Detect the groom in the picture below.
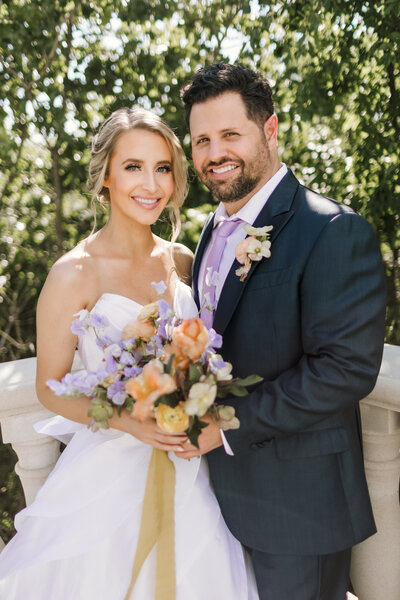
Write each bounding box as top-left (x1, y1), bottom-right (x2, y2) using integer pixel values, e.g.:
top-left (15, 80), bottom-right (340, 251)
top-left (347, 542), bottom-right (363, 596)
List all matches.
top-left (177, 63), bottom-right (387, 599)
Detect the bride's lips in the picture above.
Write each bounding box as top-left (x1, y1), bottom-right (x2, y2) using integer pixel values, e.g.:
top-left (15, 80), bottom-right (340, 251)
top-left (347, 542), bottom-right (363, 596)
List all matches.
top-left (207, 163), bottom-right (239, 180)
top-left (131, 196), bottom-right (162, 210)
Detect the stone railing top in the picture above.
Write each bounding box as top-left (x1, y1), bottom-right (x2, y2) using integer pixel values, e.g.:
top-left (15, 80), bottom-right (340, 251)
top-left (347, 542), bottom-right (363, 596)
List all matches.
top-left (0, 344), bottom-right (399, 415)
top-left (362, 344), bottom-right (400, 413)
top-left (0, 353), bottom-right (82, 416)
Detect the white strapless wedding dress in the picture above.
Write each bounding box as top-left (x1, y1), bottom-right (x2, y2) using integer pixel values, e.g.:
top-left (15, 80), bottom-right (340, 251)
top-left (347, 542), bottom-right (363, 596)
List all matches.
top-left (0, 281), bottom-right (258, 600)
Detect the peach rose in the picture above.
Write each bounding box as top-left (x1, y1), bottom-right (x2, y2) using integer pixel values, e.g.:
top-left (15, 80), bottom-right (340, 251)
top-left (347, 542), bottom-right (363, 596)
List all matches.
top-left (126, 360), bottom-right (177, 421)
top-left (171, 318), bottom-right (209, 362)
top-left (163, 342), bottom-right (190, 371)
top-left (155, 402), bottom-right (189, 434)
top-left (122, 319), bottom-right (156, 341)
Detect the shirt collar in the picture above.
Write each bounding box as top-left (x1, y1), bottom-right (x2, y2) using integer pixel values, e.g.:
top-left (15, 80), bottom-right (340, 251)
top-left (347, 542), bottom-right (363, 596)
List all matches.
top-left (214, 163), bottom-right (288, 226)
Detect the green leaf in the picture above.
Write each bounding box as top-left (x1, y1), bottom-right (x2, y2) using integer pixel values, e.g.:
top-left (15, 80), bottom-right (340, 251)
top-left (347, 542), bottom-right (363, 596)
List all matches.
top-left (186, 416), bottom-right (208, 449)
top-left (235, 374), bottom-right (264, 387)
top-left (226, 384), bottom-right (249, 397)
top-left (154, 393), bottom-right (178, 408)
top-left (189, 363), bottom-right (202, 383)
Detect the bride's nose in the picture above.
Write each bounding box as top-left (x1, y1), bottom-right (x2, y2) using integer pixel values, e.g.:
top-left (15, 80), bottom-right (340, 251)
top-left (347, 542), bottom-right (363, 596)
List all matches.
top-left (141, 169), bottom-right (158, 193)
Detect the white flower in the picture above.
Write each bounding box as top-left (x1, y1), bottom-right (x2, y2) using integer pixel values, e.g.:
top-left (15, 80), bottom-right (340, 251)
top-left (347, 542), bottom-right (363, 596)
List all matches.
top-left (205, 267), bottom-right (219, 288)
top-left (235, 224), bottom-right (273, 282)
top-left (209, 354), bottom-right (233, 381)
top-left (244, 224), bottom-right (273, 237)
top-left (73, 309), bottom-right (89, 321)
top-left (246, 238), bottom-right (271, 261)
top-left (217, 405), bottom-right (240, 431)
top-left (185, 377), bottom-right (217, 417)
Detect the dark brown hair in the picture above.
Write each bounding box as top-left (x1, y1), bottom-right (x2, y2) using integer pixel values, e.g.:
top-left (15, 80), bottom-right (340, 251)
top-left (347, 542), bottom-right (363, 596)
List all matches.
top-left (181, 63), bottom-right (274, 129)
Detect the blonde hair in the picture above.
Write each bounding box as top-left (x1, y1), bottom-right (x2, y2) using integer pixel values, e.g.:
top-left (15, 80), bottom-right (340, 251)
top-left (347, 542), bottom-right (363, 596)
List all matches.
top-left (88, 107), bottom-right (188, 244)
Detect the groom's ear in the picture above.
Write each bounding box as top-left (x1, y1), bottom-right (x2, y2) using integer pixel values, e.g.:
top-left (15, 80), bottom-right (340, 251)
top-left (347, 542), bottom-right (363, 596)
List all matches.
top-left (263, 114), bottom-right (278, 150)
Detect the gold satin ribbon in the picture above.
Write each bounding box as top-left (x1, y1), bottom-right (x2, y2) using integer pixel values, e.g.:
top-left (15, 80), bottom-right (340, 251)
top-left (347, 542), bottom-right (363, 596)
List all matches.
top-left (124, 448), bottom-right (176, 600)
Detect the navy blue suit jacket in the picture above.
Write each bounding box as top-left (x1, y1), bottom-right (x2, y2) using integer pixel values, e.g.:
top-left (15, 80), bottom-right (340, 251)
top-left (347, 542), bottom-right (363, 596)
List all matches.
top-left (192, 170), bottom-right (386, 555)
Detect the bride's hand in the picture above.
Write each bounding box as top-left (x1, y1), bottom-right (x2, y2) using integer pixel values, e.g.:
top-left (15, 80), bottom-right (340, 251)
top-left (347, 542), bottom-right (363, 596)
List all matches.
top-left (122, 413), bottom-right (187, 452)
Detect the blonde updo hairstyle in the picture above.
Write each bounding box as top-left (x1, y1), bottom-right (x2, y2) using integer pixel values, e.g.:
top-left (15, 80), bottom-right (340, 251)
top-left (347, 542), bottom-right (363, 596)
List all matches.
top-left (88, 107), bottom-right (188, 244)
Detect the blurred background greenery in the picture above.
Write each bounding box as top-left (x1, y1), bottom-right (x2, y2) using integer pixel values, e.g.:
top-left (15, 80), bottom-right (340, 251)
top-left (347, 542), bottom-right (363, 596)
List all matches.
top-left (0, 0), bottom-right (399, 542)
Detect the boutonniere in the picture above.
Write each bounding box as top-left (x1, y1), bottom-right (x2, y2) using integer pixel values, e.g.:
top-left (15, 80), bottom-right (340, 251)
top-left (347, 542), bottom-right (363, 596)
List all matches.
top-left (235, 225), bottom-right (273, 282)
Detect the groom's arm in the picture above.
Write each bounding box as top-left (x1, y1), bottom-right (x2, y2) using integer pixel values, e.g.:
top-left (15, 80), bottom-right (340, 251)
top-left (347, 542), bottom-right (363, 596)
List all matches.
top-left (220, 211), bottom-right (386, 454)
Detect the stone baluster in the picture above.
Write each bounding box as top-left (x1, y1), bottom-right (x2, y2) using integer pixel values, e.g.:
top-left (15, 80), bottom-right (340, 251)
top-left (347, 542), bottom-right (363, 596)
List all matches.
top-left (351, 345), bottom-right (400, 600)
top-left (0, 357), bottom-right (61, 508)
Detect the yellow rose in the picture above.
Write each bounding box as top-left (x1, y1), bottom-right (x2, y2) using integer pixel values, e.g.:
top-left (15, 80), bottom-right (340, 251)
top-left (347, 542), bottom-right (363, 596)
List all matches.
top-left (137, 301), bottom-right (159, 323)
top-left (155, 402), bottom-right (189, 434)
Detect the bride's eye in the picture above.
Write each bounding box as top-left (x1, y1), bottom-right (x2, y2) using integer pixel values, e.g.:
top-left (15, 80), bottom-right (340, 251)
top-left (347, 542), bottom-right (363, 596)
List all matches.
top-left (126, 164), bottom-right (141, 171)
top-left (157, 165), bottom-right (172, 173)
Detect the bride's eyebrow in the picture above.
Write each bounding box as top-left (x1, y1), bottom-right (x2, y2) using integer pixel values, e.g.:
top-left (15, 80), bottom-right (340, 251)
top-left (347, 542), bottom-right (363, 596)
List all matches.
top-left (121, 158), bottom-right (172, 165)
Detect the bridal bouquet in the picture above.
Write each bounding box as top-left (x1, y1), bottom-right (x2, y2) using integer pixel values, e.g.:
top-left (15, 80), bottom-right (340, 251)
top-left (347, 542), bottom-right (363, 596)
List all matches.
top-left (47, 282), bottom-right (262, 447)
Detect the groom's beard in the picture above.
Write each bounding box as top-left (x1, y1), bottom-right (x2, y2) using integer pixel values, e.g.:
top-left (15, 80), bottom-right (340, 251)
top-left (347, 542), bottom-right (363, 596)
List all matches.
top-left (197, 140), bottom-right (271, 204)
top-left (199, 159), bottom-right (261, 203)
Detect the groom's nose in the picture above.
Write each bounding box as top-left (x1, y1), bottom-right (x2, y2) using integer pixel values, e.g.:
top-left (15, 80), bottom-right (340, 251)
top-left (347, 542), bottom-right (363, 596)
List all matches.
top-left (207, 139), bottom-right (227, 163)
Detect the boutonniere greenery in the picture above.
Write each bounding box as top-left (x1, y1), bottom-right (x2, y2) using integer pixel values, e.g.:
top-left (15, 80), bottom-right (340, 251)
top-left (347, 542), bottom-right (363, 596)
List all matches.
top-left (235, 225), bottom-right (273, 282)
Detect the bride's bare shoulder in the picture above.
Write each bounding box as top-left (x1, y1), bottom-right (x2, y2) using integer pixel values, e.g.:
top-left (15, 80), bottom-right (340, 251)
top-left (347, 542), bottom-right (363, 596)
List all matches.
top-left (40, 237), bottom-right (97, 306)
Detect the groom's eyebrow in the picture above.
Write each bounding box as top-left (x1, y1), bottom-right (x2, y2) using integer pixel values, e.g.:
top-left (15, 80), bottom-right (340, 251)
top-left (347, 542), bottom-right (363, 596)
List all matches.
top-left (192, 127), bottom-right (239, 139)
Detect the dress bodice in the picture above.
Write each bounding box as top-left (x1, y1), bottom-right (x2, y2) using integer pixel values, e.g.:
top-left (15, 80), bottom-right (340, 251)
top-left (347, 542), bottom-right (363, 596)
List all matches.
top-left (78, 280), bottom-right (198, 372)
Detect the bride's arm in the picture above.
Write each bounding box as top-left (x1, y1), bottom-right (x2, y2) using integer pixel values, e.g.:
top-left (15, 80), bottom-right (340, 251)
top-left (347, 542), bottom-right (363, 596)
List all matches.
top-left (36, 258), bottom-right (186, 452)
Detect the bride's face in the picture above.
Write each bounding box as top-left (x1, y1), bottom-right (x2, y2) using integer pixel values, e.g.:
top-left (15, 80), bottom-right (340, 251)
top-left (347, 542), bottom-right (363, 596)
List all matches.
top-left (104, 128), bottom-right (174, 226)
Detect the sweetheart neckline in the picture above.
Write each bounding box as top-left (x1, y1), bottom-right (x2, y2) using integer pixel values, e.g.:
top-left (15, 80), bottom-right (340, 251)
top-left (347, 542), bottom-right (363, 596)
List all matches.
top-left (90, 280), bottom-right (188, 313)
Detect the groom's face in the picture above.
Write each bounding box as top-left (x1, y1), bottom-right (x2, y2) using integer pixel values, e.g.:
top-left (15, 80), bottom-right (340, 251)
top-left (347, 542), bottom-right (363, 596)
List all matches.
top-left (189, 91), bottom-right (279, 213)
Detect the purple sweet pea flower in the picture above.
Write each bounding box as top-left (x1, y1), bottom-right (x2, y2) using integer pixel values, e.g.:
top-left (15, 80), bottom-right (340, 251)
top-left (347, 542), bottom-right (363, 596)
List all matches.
top-left (120, 350), bottom-right (135, 366)
top-left (105, 354), bottom-right (119, 375)
top-left (89, 313), bottom-right (110, 329)
top-left (157, 299), bottom-right (172, 319)
top-left (47, 379), bottom-right (68, 396)
top-left (151, 280), bottom-right (167, 296)
top-left (71, 320), bottom-right (87, 336)
top-left (208, 328), bottom-right (223, 349)
top-left (107, 379), bottom-right (126, 405)
top-left (123, 366), bottom-right (142, 378)
top-left (104, 343), bottom-right (122, 359)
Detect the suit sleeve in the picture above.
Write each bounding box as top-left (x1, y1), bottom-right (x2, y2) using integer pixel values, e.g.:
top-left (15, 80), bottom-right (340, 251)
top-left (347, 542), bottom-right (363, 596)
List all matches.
top-left (224, 212), bottom-right (387, 453)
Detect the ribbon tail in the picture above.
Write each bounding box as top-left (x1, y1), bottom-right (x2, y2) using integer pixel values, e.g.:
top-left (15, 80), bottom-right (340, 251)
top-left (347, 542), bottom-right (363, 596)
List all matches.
top-left (124, 448), bottom-right (176, 600)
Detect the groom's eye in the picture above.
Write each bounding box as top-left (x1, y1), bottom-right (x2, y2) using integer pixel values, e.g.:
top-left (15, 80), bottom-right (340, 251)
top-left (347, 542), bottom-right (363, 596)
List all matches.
top-left (196, 137), bottom-right (209, 145)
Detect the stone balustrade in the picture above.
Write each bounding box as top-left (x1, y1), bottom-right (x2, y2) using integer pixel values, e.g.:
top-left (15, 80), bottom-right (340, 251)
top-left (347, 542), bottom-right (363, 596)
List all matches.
top-left (0, 346), bottom-right (399, 598)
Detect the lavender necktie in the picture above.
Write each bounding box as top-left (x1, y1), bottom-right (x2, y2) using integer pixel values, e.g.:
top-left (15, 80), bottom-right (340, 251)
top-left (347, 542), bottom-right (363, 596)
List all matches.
top-left (200, 218), bottom-right (242, 329)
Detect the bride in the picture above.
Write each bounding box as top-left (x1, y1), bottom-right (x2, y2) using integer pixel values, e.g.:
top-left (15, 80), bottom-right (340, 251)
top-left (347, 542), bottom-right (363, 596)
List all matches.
top-left (0, 107), bottom-right (258, 599)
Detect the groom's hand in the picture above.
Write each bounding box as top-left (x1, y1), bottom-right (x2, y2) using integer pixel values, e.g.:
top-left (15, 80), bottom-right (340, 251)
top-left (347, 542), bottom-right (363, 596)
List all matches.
top-left (174, 414), bottom-right (223, 459)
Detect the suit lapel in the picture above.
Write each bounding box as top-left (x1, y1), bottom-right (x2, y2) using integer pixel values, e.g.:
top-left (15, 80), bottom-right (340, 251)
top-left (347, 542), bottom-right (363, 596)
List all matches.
top-left (213, 170), bottom-right (299, 335)
top-left (191, 212), bottom-right (215, 308)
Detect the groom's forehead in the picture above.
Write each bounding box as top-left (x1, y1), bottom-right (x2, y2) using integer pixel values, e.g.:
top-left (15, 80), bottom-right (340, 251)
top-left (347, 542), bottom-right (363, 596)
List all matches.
top-left (189, 94), bottom-right (249, 137)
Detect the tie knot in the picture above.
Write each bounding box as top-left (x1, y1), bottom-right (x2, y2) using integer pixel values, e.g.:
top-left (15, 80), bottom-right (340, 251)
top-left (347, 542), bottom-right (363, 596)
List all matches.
top-left (215, 218), bottom-right (242, 239)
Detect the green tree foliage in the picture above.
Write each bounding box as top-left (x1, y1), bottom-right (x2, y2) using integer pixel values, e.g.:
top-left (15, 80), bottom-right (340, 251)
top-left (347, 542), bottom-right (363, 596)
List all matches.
top-left (0, 0), bottom-right (398, 358)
